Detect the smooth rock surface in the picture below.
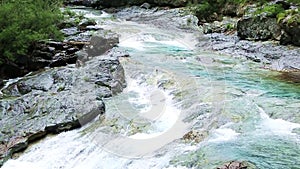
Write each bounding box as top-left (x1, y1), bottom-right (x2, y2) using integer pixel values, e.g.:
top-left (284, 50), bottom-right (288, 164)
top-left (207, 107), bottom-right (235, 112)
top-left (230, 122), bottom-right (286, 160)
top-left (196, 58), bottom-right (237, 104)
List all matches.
top-left (0, 48), bottom-right (127, 166)
top-left (197, 33), bottom-right (300, 71)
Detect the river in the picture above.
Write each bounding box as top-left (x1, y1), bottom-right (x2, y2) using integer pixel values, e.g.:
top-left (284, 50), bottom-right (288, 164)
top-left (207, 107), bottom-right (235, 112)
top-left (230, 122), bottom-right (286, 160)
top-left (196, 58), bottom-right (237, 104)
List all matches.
top-left (2, 7), bottom-right (300, 169)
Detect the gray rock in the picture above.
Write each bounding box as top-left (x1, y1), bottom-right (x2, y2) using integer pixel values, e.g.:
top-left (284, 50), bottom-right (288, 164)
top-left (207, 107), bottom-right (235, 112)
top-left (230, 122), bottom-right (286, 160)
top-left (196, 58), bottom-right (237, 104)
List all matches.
top-left (61, 27), bottom-right (80, 36)
top-left (86, 30), bottom-right (119, 57)
top-left (197, 33), bottom-right (300, 71)
top-left (280, 17), bottom-right (300, 46)
top-left (0, 49), bottom-right (127, 166)
top-left (217, 161), bottom-right (257, 169)
top-left (237, 16), bottom-right (281, 41)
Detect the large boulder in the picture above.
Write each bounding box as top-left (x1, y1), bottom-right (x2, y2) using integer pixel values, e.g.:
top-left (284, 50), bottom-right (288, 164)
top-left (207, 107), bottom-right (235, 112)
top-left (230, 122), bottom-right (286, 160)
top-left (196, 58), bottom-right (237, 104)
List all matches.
top-left (86, 30), bottom-right (119, 57)
top-left (237, 16), bottom-right (281, 41)
top-left (279, 15), bottom-right (300, 46)
top-left (0, 49), bottom-right (128, 167)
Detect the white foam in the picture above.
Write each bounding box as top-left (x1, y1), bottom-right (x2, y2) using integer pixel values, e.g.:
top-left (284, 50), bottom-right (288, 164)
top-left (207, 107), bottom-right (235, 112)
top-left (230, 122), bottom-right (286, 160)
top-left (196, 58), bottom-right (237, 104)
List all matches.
top-left (1, 160), bottom-right (41, 169)
top-left (119, 37), bottom-right (146, 51)
top-left (257, 106), bottom-right (300, 135)
top-left (125, 78), bottom-right (181, 138)
top-left (119, 33), bottom-right (189, 51)
top-left (208, 128), bottom-right (240, 143)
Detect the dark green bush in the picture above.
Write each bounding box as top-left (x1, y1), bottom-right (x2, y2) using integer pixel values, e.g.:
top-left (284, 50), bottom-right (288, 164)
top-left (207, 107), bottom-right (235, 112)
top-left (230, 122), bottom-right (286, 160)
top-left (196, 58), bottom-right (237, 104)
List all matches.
top-left (0, 0), bottom-right (63, 65)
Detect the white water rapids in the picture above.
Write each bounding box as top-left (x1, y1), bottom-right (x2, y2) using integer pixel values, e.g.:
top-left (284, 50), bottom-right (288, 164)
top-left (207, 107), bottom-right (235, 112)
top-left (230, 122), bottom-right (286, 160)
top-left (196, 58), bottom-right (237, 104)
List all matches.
top-left (2, 7), bottom-right (300, 169)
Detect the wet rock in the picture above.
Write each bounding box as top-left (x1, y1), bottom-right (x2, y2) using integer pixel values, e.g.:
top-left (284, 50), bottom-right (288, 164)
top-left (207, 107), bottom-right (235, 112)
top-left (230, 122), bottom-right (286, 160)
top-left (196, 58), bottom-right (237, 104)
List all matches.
top-left (116, 7), bottom-right (199, 32)
top-left (197, 33), bottom-right (300, 71)
top-left (0, 49), bottom-right (127, 166)
top-left (217, 161), bottom-right (257, 169)
top-left (61, 27), bottom-right (80, 36)
top-left (47, 41), bottom-right (65, 50)
top-left (237, 16), bottom-right (281, 41)
top-left (65, 31), bottom-right (92, 42)
top-left (49, 53), bottom-right (78, 67)
top-left (85, 25), bottom-right (103, 31)
top-left (86, 30), bottom-right (119, 57)
top-left (182, 130), bottom-right (207, 143)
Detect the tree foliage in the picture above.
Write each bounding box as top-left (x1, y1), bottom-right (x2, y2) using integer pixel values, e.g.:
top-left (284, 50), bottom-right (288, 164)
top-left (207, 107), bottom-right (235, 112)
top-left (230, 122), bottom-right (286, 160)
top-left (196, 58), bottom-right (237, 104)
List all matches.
top-left (0, 0), bottom-right (63, 65)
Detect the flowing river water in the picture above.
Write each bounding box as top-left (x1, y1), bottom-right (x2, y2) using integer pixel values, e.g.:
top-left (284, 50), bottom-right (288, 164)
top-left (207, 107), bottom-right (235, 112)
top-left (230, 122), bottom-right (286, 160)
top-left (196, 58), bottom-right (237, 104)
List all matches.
top-left (2, 8), bottom-right (300, 169)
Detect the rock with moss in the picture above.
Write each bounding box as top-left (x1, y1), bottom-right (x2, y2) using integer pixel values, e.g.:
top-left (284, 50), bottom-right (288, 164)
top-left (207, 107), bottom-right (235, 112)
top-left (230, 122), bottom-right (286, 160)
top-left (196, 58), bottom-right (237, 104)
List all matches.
top-left (278, 9), bottom-right (300, 46)
top-left (237, 15), bottom-right (281, 41)
top-left (217, 161), bottom-right (257, 169)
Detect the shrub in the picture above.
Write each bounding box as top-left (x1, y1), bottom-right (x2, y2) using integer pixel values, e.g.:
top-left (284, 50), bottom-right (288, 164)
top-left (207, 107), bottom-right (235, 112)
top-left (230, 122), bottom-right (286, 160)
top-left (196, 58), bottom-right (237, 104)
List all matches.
top-left (254, 4), bottom-right (285, 17)
top-left (0, 0), bottom-right (64, 65)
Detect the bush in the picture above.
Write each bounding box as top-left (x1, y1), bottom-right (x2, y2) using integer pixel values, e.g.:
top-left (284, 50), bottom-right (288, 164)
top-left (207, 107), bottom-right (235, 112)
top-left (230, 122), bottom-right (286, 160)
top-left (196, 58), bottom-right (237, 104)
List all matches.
top-left (0, 0), bottom-right (64, 65)
top-left (254, 4), bottom-right (285, 17)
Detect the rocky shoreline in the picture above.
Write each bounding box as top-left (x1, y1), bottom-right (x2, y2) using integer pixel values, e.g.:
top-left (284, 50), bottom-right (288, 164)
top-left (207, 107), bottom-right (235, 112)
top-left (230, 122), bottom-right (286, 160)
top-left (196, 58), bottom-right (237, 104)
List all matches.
top-left (0, 1), bottom-right (299, 168)
top-left (0, 9), bottom-right (127, 166)
top-left (0, 46), bottom-right (128, 167)
top-left (111, 5), bottom-right (300, 72)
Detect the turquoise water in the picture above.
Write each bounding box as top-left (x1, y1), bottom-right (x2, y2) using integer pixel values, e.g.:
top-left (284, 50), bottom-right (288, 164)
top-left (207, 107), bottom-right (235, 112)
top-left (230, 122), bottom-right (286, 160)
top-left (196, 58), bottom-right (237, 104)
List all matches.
top-left (2, 8), bottom-right (299, 169)
top-left (118, 34), bottom-right (300, 168)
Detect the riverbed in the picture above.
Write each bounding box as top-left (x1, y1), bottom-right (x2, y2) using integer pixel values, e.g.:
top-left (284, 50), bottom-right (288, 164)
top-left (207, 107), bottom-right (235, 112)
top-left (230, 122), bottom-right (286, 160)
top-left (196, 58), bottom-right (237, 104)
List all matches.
top-left (2, 7), bottom-right (300, 169)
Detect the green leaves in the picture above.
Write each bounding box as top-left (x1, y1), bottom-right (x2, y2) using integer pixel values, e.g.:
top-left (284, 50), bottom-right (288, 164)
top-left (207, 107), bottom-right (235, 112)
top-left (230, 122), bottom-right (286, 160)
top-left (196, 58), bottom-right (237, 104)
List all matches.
top-left (0, 0), bottom-right (63, 65)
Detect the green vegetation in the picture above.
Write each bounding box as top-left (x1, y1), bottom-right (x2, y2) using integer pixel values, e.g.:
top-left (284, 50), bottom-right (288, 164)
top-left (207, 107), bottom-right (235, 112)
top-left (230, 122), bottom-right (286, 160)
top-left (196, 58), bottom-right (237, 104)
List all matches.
top-left (277, 8), bottom-right (300, 25)
top-left (0, 0), bottom-right (64, 65)
top-left (186, 0), bottom-right (274, 23)
top-left (254, 4), bottom-right (285, 17)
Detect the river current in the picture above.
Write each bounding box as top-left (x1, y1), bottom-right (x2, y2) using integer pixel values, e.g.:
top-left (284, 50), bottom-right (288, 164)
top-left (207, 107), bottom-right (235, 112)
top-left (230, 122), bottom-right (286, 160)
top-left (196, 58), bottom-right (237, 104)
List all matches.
top-left (2, 8), bottom-right (300, 169)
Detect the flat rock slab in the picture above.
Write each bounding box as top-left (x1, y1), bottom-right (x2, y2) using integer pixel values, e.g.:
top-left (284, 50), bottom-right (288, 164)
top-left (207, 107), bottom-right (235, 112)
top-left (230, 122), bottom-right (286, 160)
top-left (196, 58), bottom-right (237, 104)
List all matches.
top-left (0, 49), bottom-right (127, 166)
top-left (197, 33), bottom-right (300, 71)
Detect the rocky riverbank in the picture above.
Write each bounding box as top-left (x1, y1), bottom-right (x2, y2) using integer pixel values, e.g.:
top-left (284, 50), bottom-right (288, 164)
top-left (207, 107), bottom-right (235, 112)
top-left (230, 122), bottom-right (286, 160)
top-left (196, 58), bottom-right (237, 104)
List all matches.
top-left (0, 8), bottom-right (101, 80)
top-left (107, 5), bottom-right (300, 72)
top-left (0, 9), bottom-right (127, 166)
top-left (0, 45), bottom-right (128, 166)
top-left (69, 0), bottom-right (300, 72)
top-left (1, 1), bottom-right (299, 168)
